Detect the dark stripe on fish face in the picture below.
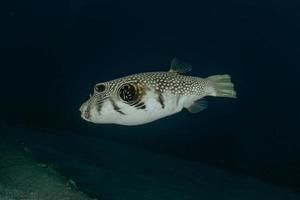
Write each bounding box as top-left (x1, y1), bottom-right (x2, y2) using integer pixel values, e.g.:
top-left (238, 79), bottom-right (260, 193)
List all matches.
top-left (134, 102), bottom-right (144, 107)
top-left (176, 95), bottom-right (180, 106)
top-left (139, 104), bottom-right (146, 109)
top-left (125, 95), bottom-right (146, 110)
top-left (94, 95), bottom-right (109, 114)
top-left (109, 98), bottom-right (126, 115)
top-left (157, 91), bottom-right (165, 109)
top-left (95, 100), bottom-right (103, 113)
top-left (131, 100), bottom-right (141, 106)
top-left (134, 101), bottom-right (146, 110)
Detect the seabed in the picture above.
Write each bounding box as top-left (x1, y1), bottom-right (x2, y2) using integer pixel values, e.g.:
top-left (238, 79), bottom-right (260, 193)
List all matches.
top-left (0, 125), bottom-right (299, 200)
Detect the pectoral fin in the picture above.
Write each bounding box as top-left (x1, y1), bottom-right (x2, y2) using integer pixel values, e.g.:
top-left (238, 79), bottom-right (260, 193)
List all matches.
top-left (187, 99), bottom-right (208, 113)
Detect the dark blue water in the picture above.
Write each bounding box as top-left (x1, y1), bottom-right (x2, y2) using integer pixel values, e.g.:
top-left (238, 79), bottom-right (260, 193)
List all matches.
top-left (1, 0), bottom-right (300, 199)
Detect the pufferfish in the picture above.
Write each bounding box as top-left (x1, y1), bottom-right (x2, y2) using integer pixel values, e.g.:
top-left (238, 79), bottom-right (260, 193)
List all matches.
top-left (79, 58), bottom-right (237, 126)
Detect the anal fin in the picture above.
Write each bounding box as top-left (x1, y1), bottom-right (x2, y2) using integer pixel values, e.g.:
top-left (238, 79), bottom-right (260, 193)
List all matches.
top-left (187, 99), bottom-right (208, 113)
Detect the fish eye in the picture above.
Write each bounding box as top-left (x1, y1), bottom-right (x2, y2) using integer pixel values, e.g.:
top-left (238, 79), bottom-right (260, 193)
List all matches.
top-left (94, 84), bottom-right (106, 93)
top-left (119, 83), bottom-right (138, 103)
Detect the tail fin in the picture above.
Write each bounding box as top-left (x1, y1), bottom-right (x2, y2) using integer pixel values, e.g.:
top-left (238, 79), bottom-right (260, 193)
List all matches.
top-left (206, 74), bottom-right (237, 98)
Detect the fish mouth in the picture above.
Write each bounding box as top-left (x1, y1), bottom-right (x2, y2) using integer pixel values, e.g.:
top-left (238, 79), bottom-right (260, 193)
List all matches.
top-left (79, 103), bottom-right (85, 113)
top-left (79, 94), bottom-right (108, 122)
top-left (79, 100), bottom-right (92, 121)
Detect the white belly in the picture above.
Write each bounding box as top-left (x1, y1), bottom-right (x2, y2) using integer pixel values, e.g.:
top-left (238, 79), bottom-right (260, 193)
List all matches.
top-left (117, 92), bottom-right (185, 126)
top-left (87, 90), bottom-right (199, 126)
top-left (103, 92), bottom-right (191, 125)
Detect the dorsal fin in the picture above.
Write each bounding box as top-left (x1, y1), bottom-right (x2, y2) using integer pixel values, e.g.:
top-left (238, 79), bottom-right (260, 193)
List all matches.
top-left (169, 57), bottom-right (192, 74)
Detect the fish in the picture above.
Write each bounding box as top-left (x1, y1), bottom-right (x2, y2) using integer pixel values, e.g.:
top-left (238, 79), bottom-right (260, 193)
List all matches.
top-left (79, 58), bottom-right (237, 126)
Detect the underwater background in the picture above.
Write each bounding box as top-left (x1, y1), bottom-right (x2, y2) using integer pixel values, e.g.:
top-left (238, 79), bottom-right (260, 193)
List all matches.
top-left (1, 0), bottom-right (300, 199)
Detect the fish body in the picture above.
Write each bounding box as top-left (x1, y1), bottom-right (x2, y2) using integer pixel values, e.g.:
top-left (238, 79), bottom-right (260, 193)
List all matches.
top-left (79, 58), bottom-right (237, 126)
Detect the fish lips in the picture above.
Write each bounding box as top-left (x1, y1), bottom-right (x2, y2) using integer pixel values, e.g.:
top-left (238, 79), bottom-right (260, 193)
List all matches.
top-left (79, 95), bottom-right (107, 122)
top-left (79, 100), bottom-right (92, 121)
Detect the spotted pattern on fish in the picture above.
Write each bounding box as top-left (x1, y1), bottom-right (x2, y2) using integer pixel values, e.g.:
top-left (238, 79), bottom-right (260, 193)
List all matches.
top-left (108, 72), bottom-right (207, 96)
